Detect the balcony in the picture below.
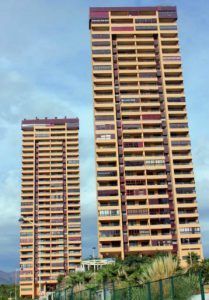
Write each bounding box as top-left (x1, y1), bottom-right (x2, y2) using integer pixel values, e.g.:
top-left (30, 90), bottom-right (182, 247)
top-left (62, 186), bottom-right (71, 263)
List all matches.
top-left (142, 114), bottom-right (161, 120)
top-left (92, 49), bottom-right (111, 55)
top-left (95, 115), bottom-right (114, 121)
top-left (170, 123), bottom-right (188, 129)
top-left (167, 97), bottom-right (185, 102)
top-left (163, 56), bottom-right (181, 62)
top-left (100, 245), bottom-right (122, 253)
top-left (123, 124), bottom-right (141, 130)
top-left (98, 190), bottom-right (118, 197)
top-left (180, 227), bottom-right (200, 235)
top-left (136, 18), bottom-right (157, 24)
top-left (136, 25), bottom-right (157, 31)
top-left (96, 134), bottom-right (115, 140)
top-left (97, 171), bottom-right (117, 177)
top-left (159, 11), bottom-right (177, 20)
top-left (100, 230), bottom-right (120, 237)
top-left (176, 188), bottom-right (195, 194)
top-left (121, 98), bottom-right (140, 103)
top-left (99, 210), bottom-right (120, 217)
top-left (128, 209), bottom-right (148, 215)
top-left (124, 142), bottom-right (143, 148)
top-left (92, 41), bottom-right (110, 47)
top-left (92, 34), bottom-right (110, 39)
top-left (96, 124), bottom-right (115, 130)
top-left (172, 141), bottom-right (191, 147)
top-left (91, 19), bottom-right (109, 24)
top-left (160, 25), bottom-right (177, 31)
top-left (112, 26), bottom-right (134, 31)
top-left (93, 65), bottom-right (112, 71)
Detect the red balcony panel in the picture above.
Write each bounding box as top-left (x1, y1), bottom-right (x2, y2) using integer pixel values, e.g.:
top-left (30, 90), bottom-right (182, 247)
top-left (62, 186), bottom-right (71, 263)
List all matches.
top-left (20, 238), bottom-right (33, 243)
top-left (126, 189), bottom-right (146, 196)
top-left (90, 11), bottom-right (109, 18)
top-left (142, 114), bottom-right (161, 120)
top-left (69, 237), bottom-right (81, 241)
top-left (128, 208), bottom-right (148, 215)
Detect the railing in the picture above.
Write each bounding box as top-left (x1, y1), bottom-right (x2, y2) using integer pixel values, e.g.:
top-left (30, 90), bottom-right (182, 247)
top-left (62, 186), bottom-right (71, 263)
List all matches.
top-left (136, 25), bottom-right (157, 31)
top-left (160, 25), bottom-right (177, 31)
top-left (135, 18), bottom-right (157, 23)
top-left (92, 34), bottom-right (110, 39)
top-left (53, 271), bottom-right (206, 300)
top-left (159, 11), bottom-right (177, 19)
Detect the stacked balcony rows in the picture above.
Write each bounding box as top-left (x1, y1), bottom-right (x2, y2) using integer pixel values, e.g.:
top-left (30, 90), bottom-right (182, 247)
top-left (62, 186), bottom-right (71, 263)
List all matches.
top-left (20, 124), bottom-right (81, 296)
top-left (91, 9), bottom-right (201, 261)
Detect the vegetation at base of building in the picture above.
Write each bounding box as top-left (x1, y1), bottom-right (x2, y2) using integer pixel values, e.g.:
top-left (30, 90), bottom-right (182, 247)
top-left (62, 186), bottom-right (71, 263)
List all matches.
top-left (0, 284), bottom-right (21, 300)
top-left (0, 284), bottom-right (32, 300)
top-left (56, 252), bottom-right (208, 296)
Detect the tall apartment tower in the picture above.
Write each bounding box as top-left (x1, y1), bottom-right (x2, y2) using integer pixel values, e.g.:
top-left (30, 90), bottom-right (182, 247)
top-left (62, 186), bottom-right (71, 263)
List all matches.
top-left (89, 6), bottom-right (203, 263)
top-left (20, 118), bottom-right (82, 298)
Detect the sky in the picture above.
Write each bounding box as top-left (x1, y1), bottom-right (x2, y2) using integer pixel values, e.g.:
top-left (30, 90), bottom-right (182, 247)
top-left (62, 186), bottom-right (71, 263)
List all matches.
top-left (0, 0), bottom-right (209, 272)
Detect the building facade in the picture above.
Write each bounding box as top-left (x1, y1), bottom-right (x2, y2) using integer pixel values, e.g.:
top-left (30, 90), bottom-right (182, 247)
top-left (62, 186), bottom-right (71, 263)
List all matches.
top-left (89, 6), bottom-right (203, 263)
top-left (20, 118), bottom-right (82, 298)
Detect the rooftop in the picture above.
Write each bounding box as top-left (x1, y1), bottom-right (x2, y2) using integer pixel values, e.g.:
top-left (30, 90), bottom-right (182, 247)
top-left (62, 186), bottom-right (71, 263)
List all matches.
top-left (89, 6), bottom-right (176, 13)
top-left (89, 6), bottom-right (177, 28)
top-left (22, 117), bottom-right (79, 127)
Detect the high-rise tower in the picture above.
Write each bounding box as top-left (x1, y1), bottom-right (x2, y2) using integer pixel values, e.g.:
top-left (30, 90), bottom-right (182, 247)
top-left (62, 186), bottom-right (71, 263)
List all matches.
top-left (89, 6), bottom-right (203, 263)
top-left (20, 117), bottom-right (82, 298)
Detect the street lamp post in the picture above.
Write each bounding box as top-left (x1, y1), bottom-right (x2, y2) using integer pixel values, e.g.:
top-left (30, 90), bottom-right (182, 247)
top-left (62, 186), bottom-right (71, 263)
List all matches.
top-left (92, 247), bottom-right (96, 260)
top-left (14, 268), bottom-right (18, 300)
top-left (92, 247), bottom-right (96, 273)
top-left (19, 216), bottom-right (42, 299)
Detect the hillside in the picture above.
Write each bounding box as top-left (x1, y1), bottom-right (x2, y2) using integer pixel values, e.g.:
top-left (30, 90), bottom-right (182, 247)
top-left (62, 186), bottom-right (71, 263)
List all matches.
top-left (0, 271), bottom-right (19, 285)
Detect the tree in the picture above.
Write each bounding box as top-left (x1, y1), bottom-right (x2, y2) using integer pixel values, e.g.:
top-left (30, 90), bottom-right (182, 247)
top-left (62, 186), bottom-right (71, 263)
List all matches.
top-left (189, 258), bottom-right (209, 284)
top-left (186, 252), bottom-right (200, 267)
top-left (0, 285), bottom-right (22, 300)
top-left (123, 254), bottom-right (151, 268)
top-left (95, 264), bottom-right (119, 285)
top-left (57, 274), bottom-right (64, 284)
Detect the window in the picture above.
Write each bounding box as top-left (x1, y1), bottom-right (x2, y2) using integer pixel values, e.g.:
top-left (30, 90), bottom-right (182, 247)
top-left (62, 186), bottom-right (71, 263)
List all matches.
top-left (99, 210), bottom-right (119, 216)
top-left (145, 159), bottom-right (164, 165)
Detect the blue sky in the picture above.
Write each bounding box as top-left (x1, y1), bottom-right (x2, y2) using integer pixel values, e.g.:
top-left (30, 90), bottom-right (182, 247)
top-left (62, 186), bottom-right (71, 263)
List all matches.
top-left (0, 0), bottom-right (209, 271)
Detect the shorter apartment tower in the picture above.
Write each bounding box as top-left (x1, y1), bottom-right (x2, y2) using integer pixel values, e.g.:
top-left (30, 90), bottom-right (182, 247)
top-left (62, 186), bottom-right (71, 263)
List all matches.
top-left (20, 117), bottom-right (82, 298)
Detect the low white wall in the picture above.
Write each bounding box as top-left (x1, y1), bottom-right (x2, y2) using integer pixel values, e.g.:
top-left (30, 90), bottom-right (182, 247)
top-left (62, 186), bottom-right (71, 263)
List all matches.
top-left (191, 294), bottom-right (209, 300)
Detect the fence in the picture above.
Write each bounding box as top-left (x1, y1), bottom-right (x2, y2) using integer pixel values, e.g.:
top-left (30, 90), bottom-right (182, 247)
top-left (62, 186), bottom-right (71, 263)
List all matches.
top-left (53, 272), bottom-right (206, 300)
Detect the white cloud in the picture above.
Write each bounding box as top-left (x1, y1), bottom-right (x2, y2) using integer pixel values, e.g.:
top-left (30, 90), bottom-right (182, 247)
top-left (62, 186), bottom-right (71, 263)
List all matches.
top-left (0, 0), bottom-right (209, 270)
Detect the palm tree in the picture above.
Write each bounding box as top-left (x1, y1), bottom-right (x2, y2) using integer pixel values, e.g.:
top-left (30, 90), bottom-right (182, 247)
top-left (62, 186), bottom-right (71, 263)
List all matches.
top-left (66, 271), bottom-right (86, 292)
top-left (186, 252), bottom-right (200, 267)
top-left (83, 271), bottom-right (93, 285)
top-left (123, 254), bottom-right (151, 268)
top-left (57, 274), bottom-right (64, 285)
top-left (95, 264), bottom-right (118, 285)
